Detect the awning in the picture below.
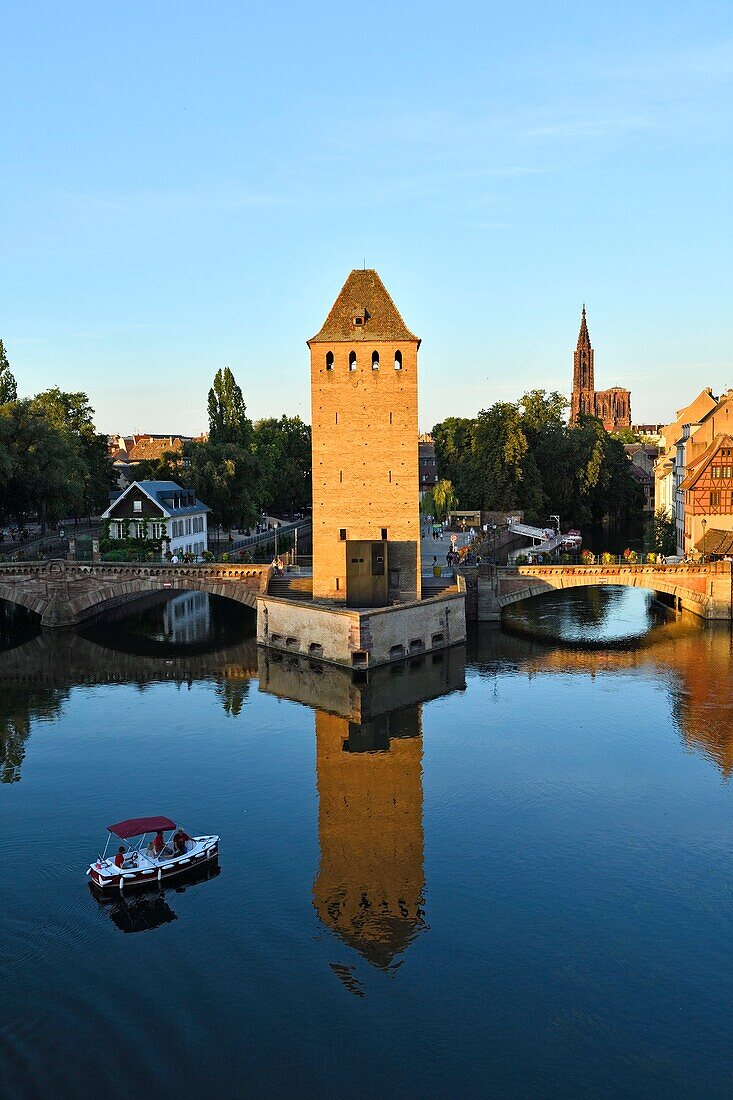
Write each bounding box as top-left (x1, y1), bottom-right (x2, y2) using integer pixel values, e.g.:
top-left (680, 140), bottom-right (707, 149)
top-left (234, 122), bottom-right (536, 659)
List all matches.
top-left (108, 816), bottom-right (177, 839)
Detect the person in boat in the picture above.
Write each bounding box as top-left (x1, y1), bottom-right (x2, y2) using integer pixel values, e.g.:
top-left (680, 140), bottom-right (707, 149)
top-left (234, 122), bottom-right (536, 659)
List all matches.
top-left (173, 827), bottom-right (191, 855)
top-left (151, 830), bottom-right (166, 857)
top-left (114, 846), bottom-right (126, 868)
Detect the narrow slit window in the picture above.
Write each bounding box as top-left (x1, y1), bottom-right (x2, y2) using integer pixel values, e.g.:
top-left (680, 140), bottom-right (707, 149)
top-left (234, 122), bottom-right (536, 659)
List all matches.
top-left (325, 351), bottom-right (334, 371)
top-left (339, 529), bottom-right (347, 541)
top-left (389, 412), bottom-right (393, 424)
top-left (381, 528), bottom-right (388, 540)
top-left (349, 351), bottom-right (357, 371)
top-left (372, 350), bottom-right (379, 370)
top-left (394, 350), bottom-right (402, 370)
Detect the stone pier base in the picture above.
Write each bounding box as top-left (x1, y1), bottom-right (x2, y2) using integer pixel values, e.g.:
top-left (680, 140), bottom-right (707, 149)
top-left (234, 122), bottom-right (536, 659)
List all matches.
top-left (257, 592), bottom-right (466, 668)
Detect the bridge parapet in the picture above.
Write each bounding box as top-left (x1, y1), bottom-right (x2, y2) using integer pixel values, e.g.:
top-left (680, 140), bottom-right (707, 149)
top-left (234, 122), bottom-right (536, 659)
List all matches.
top-left (0, 559), bottom-right (272, 626)
top-left (472, 560), bottom-right (732, 622)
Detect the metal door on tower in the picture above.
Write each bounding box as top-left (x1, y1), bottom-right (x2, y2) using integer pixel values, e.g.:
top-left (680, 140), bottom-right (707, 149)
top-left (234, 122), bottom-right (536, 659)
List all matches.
top-left (346, 540), bottom-right (388, 607)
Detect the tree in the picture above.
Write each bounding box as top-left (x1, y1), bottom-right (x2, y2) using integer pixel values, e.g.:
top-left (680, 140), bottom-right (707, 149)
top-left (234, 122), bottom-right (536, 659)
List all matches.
top-left (207, 367), bottom-right (253, 446)
top-left (187, 440), bottom-right (259, 536)
top-left (652, 508), bottom-right (676, 555)
top-left (431, 479), bottom-right (458, 520)
top-left (30, 388), bottom-right (114, 517)
top-left (0, 401), bottom-right (84, 532)
top-left (253, 416), bottom-right (311, 516)
top-left (0, 340), bottom-right (17, 404)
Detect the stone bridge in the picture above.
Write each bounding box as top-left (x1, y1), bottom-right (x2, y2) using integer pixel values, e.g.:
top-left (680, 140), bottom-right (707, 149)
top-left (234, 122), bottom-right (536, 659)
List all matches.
top-left (0, 560), bottom-right (272, 627)
top-left (475, 561), bottom-right (733, 620)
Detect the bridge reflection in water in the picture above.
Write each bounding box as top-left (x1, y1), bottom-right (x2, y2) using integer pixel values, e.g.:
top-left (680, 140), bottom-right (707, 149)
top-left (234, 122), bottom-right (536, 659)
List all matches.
top-left (259, 647), bottom-right (467, 971)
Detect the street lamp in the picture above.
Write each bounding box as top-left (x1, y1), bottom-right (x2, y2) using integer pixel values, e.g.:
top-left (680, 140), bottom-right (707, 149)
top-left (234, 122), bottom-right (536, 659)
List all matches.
top-left (550, 515), bottom-right (560, 561)
top-left (701, 517), bottom-right (707, 563)
top-left (273, 520), bottom-right (279, 564)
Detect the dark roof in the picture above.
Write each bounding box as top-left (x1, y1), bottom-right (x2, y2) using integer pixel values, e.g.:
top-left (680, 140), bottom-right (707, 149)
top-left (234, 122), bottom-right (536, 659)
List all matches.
top-left (697, 529), bottom-right (733, 557)
top-left (309, 269), bottom-right (419, 344)
top-left (101, 480), bottom-right (210, 519)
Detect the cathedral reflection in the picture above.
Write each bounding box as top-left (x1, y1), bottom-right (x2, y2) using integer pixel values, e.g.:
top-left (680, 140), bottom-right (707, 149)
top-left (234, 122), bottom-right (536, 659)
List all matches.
top-left (258, 648), bottom-right (467, 969)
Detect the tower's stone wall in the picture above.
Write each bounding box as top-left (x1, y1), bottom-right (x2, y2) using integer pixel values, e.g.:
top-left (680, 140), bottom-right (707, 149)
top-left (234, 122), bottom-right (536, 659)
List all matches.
top-left (309, 273), bottom-right (421, 603)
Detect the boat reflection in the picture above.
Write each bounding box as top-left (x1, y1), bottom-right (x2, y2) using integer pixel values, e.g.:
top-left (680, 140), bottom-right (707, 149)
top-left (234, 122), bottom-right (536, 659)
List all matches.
top-left (89, 861), bottom-right (221, 934)
top-left (259, 647), bottom-right (467, 972)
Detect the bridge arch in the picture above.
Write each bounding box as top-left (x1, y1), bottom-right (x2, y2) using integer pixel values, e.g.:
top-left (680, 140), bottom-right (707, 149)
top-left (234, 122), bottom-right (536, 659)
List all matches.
top-left (0, 584), bottom-right (44, 619)
top-left (491, 562), bottom-right (730, 621)
top-left (0, 561), bottom-right (271, 627)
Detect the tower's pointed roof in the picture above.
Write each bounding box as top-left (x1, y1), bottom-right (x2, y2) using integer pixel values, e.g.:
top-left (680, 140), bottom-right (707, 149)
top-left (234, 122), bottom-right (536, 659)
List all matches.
top-left (309, 269), bottom-right (419, 344)
top-left (577, 304), bottom-right (591, 349)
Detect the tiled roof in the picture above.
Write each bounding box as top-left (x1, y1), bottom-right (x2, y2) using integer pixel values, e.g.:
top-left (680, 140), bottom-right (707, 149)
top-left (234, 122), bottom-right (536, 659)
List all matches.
top-left (127, 436), bottom-right (183, 462)
top-left (309, 269), bottom-right (419, 344)
top-left (697, 529), bottom-right (733, 557)
top-left (679, 433), bottom-right (733, 490)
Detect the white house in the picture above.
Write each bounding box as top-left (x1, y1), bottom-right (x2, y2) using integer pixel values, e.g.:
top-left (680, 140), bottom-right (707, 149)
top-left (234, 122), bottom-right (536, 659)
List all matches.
top-left (101, 480), bottom-right (210, 559)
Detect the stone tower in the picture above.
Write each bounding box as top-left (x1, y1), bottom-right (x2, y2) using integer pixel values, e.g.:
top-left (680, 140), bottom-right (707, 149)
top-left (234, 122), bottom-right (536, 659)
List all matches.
top-left (571, 305), bottom-right (595, 423)
top-left (308, 270), bottom-right (421, 604)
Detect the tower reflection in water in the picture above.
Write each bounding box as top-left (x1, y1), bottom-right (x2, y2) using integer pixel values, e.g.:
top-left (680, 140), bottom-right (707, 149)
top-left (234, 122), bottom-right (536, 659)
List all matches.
top-left (259, 647), bottom-right (467, 970)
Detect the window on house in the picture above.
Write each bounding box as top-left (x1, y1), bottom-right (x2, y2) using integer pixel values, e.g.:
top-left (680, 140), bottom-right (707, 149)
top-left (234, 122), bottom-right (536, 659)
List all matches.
top-left (339, 529), bottom-right (347, 541)
top-left (710, 491), bottom-right (721, 506)
top-left (133, 499), bottom-right (142, 513)
top-left (326, 351), bottom-right (334, 371)
top-left (394, 350), bottom-right (402, 370)
top-left (381, 528), bottom-right (388, 540)
top-left (372, 351), bottom-right (379, 370)
top-left (349, 351), bottom-right (357, 371)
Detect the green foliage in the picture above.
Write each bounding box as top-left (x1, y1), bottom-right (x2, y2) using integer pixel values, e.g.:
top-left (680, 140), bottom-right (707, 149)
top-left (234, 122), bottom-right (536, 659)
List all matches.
top-left (0, 341), bottom-right (17, 404)
top-left (610, 426), bottom-right (642, 444)
top-left (187, 439), bottom-right (259, 533)
top-left (0, 401), bottom-right (85, 531)
top-left (30, 388), bottom-right (114, 516)
top-left (253, 415), bottom-right (311, 515)
top-left (422, 479), bottom-right (457, 520)
top-left (432, 391), bottom-right (644, 530)
top-left (651, 508), bottom-right (676, 555)
top-left (208, 367), bottom-right (253, 447)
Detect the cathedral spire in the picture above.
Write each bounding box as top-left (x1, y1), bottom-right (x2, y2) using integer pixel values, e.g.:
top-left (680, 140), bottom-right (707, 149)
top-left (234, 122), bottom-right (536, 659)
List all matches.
top-left (577, 303), bottom-right (591, 349)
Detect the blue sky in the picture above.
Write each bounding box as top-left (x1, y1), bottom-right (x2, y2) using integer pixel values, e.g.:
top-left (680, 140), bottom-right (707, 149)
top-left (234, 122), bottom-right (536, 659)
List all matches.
top-left (2, 1), bottom-right (732, 434)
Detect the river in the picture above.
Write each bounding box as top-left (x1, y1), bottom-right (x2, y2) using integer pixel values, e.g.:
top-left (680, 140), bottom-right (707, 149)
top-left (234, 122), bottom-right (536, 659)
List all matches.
top-left (2, 587), bottom-right (733, 1098)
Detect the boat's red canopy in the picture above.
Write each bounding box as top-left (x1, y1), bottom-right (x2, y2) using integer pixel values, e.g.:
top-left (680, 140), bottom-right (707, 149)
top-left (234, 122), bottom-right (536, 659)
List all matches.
top-left (108, 816), bottom-right (177, 839)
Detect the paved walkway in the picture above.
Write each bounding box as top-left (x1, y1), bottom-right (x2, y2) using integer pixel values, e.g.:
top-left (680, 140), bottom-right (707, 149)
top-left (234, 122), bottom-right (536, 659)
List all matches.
top-left (420, 527), bottom-right (473, 574)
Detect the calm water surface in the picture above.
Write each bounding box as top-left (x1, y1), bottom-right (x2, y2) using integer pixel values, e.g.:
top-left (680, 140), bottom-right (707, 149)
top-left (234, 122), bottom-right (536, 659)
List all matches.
top-left (2, 587), bottom-right (733, 1098)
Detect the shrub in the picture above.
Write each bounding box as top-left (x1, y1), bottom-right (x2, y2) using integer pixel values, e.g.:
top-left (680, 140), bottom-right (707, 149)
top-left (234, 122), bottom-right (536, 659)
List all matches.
top-left (601, 551), bottom-right (615, 565)
top-left (580, 549), bottom-right (596, 565)
top-left (515, 554), bottom-right (529, 565)
top-left (622, 547), bottom-right (638, 564)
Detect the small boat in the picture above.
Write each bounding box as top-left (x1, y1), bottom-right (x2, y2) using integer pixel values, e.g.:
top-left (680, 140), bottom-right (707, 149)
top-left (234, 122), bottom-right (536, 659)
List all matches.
top-left (87, 815), bottom-right (219, 891)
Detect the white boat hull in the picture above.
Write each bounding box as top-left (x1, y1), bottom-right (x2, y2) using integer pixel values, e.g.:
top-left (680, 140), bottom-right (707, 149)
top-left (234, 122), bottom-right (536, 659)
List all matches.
top-left (88, 835), bottom-right (219, 891)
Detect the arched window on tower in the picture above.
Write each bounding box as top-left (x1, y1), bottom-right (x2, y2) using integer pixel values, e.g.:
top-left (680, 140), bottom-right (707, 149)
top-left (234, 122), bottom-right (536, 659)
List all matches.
top-left (349, 351), bottom-right (357, 371)
top-left (372, 350), bottom-right (379, 370)
top-left (394, 350), bottom-right (403, 370)
top-left (325, 351), bottom-right (334, 371)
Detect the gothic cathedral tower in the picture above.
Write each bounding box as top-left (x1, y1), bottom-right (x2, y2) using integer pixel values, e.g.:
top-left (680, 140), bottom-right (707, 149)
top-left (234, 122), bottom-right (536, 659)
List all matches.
top-left (571, 305), bottom-right (595, 424)
top-left (308, 270), bottom-right (421, 604)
